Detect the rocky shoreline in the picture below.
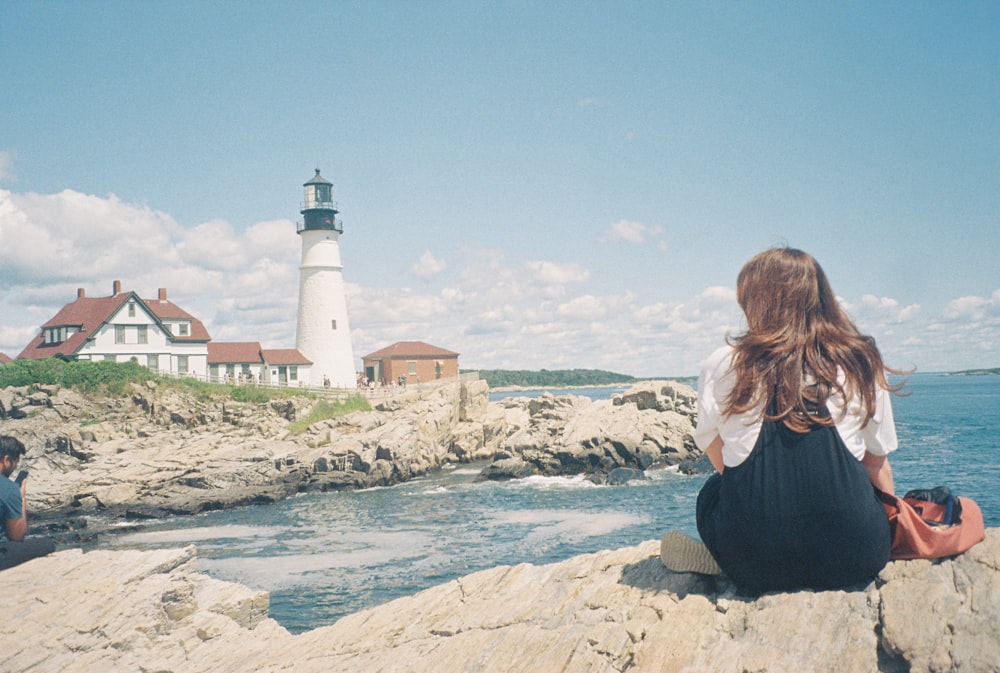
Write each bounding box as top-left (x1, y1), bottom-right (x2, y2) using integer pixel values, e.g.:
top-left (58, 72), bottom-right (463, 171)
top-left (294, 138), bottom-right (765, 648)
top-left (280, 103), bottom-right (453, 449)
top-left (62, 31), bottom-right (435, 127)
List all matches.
top-left (2, 530), bottom-right (997, 672)
top-left (3, 377), bottom-right (999, 671)
top-left (1, 377), bottom-right (700, 543)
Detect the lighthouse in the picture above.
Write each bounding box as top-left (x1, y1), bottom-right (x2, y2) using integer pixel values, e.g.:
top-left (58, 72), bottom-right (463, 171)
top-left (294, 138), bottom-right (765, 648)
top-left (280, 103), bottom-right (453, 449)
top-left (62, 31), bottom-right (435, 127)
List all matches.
top-left (295, 169), bottom-right (356, 388)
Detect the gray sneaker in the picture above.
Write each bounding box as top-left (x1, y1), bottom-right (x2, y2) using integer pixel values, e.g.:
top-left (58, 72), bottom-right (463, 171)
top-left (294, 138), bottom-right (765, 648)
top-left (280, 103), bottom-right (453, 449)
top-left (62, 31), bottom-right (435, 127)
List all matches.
top-left (660, 531), bottom-right (723, 575)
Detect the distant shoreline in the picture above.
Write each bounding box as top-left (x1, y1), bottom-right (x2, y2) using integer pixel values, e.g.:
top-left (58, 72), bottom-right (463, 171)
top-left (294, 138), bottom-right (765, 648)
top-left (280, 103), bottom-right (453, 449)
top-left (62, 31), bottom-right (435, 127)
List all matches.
top-left (489, 378), bottom-right (696, 393)
top-left (489, 382), bottom-right (636, 393)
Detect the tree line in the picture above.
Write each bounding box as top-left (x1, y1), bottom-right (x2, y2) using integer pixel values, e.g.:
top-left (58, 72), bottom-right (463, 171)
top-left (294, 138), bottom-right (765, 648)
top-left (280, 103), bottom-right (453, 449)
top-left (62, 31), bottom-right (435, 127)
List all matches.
top-left (463, 368), bottom-right (640, 388)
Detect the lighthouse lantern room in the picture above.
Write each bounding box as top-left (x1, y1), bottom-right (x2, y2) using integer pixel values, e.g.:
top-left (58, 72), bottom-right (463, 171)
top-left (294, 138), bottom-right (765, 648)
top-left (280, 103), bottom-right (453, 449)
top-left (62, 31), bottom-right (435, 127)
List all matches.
top-left (294, 169), bottom-right (356, 388)
top-left (298, 169), bottom-right (343, 232)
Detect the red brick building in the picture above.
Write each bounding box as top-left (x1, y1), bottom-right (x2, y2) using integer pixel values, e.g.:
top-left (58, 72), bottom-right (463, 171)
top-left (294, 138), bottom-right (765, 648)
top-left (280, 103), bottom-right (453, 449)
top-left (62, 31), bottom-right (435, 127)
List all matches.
top-left (361, 341), bottom-right (459, 385)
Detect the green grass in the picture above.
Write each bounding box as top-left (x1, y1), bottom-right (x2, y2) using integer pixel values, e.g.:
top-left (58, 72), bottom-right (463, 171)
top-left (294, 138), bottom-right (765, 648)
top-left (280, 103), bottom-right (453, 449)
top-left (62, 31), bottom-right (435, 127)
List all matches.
top-left (288, 396), bottom-right (371, 434)
top-left (0, 357), bottom-right (321, 404)
top-left (0, 358), bottom-right (153, 394)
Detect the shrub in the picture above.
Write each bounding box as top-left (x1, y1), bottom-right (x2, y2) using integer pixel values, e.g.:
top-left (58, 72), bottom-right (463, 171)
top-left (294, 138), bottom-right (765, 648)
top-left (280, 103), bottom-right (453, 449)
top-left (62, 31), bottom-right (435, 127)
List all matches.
top-left (0, 358), bottom-right (153, 393)
top-left (288, 396), bottom-right (370, 434)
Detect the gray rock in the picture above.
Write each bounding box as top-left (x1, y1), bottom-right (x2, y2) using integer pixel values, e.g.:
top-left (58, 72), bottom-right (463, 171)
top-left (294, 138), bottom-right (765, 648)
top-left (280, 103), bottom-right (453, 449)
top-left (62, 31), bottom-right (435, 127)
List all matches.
top-left (477, 456), bottom-right (539, 481)
top-left (2, 378), bottom-right (492, 538)
top-left (606, 466), bottom-right (647, 485)
top-left (4, 531), bottom-right (998, 672)
top-left (479, 380), bottom-right (699, 482)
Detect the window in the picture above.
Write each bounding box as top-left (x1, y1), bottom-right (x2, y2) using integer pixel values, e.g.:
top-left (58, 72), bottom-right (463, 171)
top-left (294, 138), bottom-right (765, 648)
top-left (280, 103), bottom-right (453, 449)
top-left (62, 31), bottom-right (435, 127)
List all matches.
top-left (177, 355), bottom-right (188, 373)
top-left (408, 361), bottom-right (417, 375)
top-left (147, 354), bottom-right (159, 371)
top-left (289, 366), bottom-right (298, 381)
top-left (331, 320), bottom-right (337, 330)
top-left (210, 364), bottom-right (219, 380)
top-left (128, 302), bottom-right (136, 317)
top-left (115, 325), bottom-right (126, 344)
top-left (241, 364), bottom-right (251, 376)
top-left (45, 327), bottom-right (68, 344)
top-left (137, 325), bottom-right (148, 344)
top-left (178, 323), bottom-right (190, 336)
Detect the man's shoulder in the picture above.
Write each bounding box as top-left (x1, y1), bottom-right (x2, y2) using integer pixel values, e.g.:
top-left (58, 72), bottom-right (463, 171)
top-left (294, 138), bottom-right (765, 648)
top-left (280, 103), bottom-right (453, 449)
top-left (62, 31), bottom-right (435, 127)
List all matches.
top-left (0, 476), bottom-right (20, 510)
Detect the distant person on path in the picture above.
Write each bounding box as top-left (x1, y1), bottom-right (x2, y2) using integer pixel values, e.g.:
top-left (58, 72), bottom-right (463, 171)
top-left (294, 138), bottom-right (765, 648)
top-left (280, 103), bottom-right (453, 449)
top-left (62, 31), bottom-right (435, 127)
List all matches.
top-left (1, 436), bottom-right (55, 570)
top-left (661, 247), bottom-right (902, 593)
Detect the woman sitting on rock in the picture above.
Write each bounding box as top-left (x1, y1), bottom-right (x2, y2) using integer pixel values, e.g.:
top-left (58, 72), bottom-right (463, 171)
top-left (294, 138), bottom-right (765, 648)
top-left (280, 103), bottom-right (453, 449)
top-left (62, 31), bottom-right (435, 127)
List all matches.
top-left (661, 247), bottom-right (902, 593)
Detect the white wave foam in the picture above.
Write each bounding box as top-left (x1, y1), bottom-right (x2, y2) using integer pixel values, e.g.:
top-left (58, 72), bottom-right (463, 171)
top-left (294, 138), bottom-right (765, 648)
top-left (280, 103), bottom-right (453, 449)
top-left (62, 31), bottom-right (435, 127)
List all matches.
top-left (197, 528), bottom-right (437, 589)
top-left (510, 474), bottom-right (600, 490)
top-left (486, 509), bottom-right (649, 544)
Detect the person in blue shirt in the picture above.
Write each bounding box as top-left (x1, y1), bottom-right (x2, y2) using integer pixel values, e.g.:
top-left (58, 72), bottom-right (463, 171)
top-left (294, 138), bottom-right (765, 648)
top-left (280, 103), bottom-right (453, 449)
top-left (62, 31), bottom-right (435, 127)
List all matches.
top-left (1, 436), bottom-right (55, 570)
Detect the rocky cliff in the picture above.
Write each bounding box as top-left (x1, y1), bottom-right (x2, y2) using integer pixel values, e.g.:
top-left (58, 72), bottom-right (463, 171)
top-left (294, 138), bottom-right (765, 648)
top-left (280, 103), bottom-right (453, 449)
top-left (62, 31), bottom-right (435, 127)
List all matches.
top-left (479, 380), bottom-right (700, 483)
top-left (0, 378), bottom-right (494, 538)
top-left (3, 530), bottom-right (997, 673)
top-left (0, 379), bottom-right (697, 539)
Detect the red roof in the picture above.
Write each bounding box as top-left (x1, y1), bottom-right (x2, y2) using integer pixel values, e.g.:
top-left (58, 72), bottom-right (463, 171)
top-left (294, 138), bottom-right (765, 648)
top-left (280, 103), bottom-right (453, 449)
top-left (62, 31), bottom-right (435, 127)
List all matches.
top-left (208, 342), bottom-right (263, 364)
top-left (18, 294), bottom-right (130, 360)
top-left (17, 289), bottom-right (211, 361)
top-left (142, 297), bottom-right (211, 341)
top-left (362, 341), bottom-right (459, 360)
top-left (261, 348), bottom-right (311, 365)
top-left (0, 353), bottom-right (13, 365)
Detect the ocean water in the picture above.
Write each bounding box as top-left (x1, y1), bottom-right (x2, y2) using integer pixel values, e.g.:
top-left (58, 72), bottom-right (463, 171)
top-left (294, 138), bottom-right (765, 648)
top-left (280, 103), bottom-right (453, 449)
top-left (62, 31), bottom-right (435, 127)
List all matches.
top-left (95, 373), bottom-right (999, 634)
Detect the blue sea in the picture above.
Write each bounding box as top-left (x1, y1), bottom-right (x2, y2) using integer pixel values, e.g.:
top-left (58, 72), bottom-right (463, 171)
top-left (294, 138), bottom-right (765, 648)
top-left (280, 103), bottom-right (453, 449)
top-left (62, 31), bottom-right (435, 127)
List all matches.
top-left (95, 373), bottom-right (999, 634)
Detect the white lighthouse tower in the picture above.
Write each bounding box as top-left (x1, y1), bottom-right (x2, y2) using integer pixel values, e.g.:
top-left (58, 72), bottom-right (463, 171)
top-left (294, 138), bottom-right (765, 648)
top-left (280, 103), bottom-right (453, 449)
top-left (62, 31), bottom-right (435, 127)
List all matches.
top-left (295, 169), bottom-right (356, 388)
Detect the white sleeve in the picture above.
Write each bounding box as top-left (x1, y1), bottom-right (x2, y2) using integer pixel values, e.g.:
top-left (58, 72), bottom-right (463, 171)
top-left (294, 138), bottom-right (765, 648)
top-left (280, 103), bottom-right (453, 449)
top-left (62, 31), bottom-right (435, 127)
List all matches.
top-left (694, 346), bottom-right (731, 451)
top-left (860, 387), bottom-right (898, 456)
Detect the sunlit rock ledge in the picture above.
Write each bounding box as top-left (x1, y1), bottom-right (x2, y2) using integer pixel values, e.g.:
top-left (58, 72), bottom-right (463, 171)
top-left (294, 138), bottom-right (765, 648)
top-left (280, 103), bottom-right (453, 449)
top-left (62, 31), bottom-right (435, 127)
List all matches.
top-left (3, 530), bottom-right (998, 673)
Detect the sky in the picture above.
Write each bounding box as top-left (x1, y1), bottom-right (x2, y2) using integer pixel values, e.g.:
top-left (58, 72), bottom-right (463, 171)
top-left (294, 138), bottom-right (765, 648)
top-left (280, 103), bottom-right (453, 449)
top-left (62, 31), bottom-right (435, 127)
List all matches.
top-left (1, 2), bottom-right (998, 377)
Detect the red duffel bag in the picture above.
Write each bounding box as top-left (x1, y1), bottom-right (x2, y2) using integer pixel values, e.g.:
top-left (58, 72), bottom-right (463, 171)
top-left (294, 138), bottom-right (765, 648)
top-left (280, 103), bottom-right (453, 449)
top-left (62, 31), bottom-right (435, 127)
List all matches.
top-left (879, 486), bottom-right (985, 561)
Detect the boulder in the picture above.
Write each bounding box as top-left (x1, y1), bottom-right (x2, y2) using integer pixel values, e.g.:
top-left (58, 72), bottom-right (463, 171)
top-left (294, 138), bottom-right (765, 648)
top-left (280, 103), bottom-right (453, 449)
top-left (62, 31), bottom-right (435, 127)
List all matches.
top-left (3, 531), bottom-right (998, 673)
top-left (479, 381), bottom-right (699, 482)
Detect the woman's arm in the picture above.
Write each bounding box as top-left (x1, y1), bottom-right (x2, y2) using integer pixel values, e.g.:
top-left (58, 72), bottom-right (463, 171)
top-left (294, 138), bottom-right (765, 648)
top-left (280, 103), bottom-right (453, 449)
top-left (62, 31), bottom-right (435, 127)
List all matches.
top-left (861, 451), bottom-right (894, 494)
top-left (705, 434), bottom-right (725, 474)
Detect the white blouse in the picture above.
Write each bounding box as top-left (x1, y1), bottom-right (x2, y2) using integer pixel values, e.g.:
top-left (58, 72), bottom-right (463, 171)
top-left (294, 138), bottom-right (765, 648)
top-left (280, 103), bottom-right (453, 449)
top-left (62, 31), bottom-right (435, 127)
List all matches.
top-left (694, 345), bottom-right (898, 468)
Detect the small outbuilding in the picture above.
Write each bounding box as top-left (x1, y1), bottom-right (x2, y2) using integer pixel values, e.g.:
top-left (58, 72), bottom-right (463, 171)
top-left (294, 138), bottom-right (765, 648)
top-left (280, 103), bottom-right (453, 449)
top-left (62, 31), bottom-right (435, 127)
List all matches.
top-left (361, 341), bottom-right (459, 385)
top-left (208, 342), bottom-right (312, 387)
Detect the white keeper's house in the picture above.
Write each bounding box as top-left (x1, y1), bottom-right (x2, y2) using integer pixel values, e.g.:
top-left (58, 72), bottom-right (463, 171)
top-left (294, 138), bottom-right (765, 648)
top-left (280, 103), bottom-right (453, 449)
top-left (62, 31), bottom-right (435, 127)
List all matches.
top-left (18, 281), bottom-right (211, 377)
top-left (18, 281), bottom-right (314, 386)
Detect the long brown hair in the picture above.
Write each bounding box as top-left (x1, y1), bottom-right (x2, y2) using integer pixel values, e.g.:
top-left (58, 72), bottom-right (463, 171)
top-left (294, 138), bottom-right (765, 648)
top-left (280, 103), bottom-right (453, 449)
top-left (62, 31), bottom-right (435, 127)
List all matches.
top-left (724, 247), bottom-right (903, 432)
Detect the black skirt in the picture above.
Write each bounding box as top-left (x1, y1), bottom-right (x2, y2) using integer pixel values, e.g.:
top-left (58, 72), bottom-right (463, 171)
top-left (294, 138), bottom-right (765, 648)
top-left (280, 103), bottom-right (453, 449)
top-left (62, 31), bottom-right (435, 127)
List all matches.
top-left (696, 414), bottom-right (891, 594)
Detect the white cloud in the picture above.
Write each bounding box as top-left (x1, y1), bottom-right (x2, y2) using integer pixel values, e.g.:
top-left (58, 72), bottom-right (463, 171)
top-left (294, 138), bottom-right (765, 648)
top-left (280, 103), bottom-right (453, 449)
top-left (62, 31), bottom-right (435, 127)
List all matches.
top-left (525, 260), bottom-right (589, 286)
top-left (0, 151), bottom-right (15, 182)
top-left (858, 294), bottom-right (922, 323)
top-left (598, 219), bottom-right (665, 245)
top-left (943, 290), bottom-right (1000, 321)
top-left (2, 187), bottom-right (999, 375)
top-left (410, 250), bottom-right (447, 279)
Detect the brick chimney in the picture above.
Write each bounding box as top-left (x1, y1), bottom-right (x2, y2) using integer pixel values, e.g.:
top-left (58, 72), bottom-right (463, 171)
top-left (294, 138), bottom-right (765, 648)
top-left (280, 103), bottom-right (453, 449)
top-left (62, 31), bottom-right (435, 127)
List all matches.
top-left (112, 280), bottom-right (122, 295)
top-left (77, 288), bottom-right (86, 299)
top-left (158, 288), bottom-right (167, 301)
